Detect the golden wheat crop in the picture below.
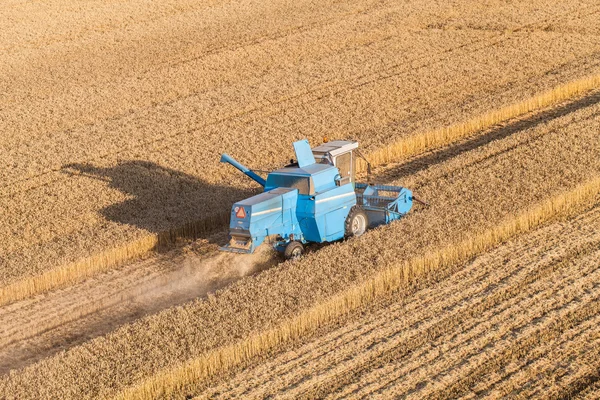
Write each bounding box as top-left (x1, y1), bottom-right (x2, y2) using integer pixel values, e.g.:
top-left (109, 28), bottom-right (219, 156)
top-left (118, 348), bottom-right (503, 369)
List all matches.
top-left (359, 73), bottom-right (600, 171)
top-left (2, 73), bottom-right (599, 308)
top-left (2, 0), bottom-right (600, 308)
top-left (2, 99), bottom-right (598, 399)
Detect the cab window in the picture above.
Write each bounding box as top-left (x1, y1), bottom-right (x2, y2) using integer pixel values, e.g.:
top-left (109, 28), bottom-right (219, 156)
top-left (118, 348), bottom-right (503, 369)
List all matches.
top-left (312, 151), bottom-right (332, 165)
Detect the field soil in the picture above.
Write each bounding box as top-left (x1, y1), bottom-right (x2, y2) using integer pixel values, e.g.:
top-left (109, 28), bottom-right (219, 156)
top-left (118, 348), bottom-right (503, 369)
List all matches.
top-left (1, 92), bottom-right (599, 398)
top-left (0, 237), bottom-right (276, 375)
top-left (2, 0), bottom-right (600, 398)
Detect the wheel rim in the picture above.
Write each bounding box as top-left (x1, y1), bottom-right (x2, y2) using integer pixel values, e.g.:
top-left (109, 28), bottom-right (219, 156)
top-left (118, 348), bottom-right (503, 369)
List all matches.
top-left (291, 246), bottom-right (303, 258)
top-left (351, 214), bottom-right (366, 236)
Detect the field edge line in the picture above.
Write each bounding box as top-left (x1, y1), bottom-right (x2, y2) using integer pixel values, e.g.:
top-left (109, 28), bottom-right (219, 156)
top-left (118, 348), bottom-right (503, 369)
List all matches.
top-left (359, 71), bottom-right (600, 171)
top-left (0, 212), bottom-right (229, 307)
top-left (114, 177), bottom-right (600, 400)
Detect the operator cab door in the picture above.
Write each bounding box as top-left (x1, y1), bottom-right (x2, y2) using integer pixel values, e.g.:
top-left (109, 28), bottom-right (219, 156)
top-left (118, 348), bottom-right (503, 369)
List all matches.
top-left (333, 151), bottom-right (355, 186)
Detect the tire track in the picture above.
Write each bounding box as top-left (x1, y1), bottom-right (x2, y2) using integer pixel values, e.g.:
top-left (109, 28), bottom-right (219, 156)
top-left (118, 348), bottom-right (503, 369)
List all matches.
top-left (482, 326), bottom-right (600, 399)
top-left (421, 267), bottom-right (600, 400)
top-left (351, 257), bottom-right (600, 398)
top-left (0, 242), bottom-right (277, 375)
top-left (198, 210), bottom-right (600, 398)
top-left (307, 247), bottom-right (600, 399)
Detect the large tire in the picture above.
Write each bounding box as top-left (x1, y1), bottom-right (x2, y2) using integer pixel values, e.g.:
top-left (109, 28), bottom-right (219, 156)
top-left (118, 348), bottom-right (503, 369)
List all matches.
top-left (284, 241), bottom-right (304, 260)
top-left (345, 207), bottom-right (368, 237)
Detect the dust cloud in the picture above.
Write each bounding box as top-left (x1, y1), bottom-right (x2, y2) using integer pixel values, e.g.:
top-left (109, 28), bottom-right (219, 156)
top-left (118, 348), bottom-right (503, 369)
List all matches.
top-left (0, 245), bottom-right (280, 374)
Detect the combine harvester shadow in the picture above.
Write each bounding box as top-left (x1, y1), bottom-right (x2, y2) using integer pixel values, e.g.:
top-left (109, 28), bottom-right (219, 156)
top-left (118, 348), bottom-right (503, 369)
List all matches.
top-left (63, 160), bottom-right (258, 249)
top-left (0, 162), bottom-right (284, 373)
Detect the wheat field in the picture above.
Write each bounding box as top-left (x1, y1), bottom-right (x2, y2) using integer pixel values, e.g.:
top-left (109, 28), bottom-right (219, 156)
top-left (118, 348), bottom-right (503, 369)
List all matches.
top-left (2, 91), bottom-right (599, 398)
top-left (1, 0), bottom-right (600, 398)
top-left (197, 205), bottom-right (600, 399)
top-left (3, 0), bottom-right (600, 301)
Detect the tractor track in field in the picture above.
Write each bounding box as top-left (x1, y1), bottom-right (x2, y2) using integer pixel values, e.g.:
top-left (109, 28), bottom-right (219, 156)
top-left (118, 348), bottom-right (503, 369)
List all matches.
top-left (0, 238), bottom-right (277, 375)
top-left (196, 206), bottom-right (600, 399)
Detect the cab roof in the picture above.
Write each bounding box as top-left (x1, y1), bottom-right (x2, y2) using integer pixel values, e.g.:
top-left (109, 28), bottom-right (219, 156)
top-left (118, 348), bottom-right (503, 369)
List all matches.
top-left (311, 140), bottom-right (358, 157)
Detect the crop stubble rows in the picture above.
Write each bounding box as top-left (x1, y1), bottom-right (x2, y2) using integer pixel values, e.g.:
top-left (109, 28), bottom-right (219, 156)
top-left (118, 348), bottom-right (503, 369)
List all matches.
top-left (2, 0), bottom-right (600, 302)
top-left (1, 89), bottom-right (599, 399)
top-left (197, 206), bottom-right (600, 399)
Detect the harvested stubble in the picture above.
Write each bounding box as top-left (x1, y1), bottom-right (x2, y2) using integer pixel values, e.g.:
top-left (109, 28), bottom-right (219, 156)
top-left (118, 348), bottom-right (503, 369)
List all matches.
top-left (2, 100), bottom-right (599, 399)
top-left (198, 205), bottom-right (600, 399)
top-left (0, 210), bottom-right (231, 307)
top-left (121, 180), bottom-right (600, 400)
top-left (3, 0), bottom-right (600, 305)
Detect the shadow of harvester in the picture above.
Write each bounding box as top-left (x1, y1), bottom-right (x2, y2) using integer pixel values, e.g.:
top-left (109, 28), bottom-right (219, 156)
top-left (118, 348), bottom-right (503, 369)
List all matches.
top-left (63, 160), bottom-right (259, 248)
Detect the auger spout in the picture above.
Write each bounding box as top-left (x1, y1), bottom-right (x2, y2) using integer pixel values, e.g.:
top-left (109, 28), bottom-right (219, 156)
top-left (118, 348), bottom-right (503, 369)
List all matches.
top-left (220, 153), bottom-right (266, 187)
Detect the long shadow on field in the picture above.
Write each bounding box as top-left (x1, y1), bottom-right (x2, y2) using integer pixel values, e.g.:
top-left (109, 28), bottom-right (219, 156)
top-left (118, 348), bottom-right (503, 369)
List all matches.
top-left (372, 89), bottom-right (600, 183)
top-left (63, 160), bottom-right (259, 248)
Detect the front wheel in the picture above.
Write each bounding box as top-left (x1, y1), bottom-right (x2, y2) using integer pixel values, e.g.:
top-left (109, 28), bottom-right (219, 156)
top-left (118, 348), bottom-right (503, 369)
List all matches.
top-left (345, 207), bottom-right (368, 237)
top-left (284, 241), bottom-right (304, 260)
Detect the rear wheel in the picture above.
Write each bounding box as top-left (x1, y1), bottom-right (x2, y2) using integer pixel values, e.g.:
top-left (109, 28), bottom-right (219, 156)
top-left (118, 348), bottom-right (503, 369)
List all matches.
top-left (284, 241), bottom-right (304, 260)
top-left (345, 207), bottom-right (368, 237)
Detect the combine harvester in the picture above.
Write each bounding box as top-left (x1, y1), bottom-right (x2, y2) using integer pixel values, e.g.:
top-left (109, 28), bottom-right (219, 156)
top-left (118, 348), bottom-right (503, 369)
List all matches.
top-left (220, 139), bottom-right (419, 259)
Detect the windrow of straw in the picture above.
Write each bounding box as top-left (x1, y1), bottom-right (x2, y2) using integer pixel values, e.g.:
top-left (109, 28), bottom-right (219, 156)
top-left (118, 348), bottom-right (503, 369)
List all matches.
top-left (358, 72), bottom-right (600, 171)
top-left (0, 211), bottom-right (230, 307)
top-left (117, 176), bottom-right (600, 399)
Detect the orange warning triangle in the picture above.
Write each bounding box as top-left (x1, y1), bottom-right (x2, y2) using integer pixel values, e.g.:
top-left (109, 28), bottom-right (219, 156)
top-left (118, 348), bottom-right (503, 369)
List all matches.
top-left (236, 207), bottom-right (246, 219)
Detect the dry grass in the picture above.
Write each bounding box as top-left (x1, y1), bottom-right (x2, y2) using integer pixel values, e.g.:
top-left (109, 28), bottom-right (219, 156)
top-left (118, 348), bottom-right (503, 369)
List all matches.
top-left (2, 0), bottom-right (600, 305)
top-left (1, 101), bottom-right (598, 399)
top-left (2, 76), bottom-right (600, 308)
top-left (198, 206), bottom-right (600, 399)
top-left (0, 212), bottom-right (229, 307)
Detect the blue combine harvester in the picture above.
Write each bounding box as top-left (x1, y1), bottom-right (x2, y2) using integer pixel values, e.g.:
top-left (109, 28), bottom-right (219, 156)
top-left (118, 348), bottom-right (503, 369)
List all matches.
top-left (219, 139), bottom-right (415, 259)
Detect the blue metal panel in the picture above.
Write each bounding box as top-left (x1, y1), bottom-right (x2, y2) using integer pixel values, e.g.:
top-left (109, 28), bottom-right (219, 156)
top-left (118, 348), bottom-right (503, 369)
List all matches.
top-left (296, 183), bottom-right (356, 243)
top-left (310, 167), bottom-right (339, 193)
top-left (324, 207), bottom-right (349, 241)
top-left (316, 184), bottom-right (356, 240)
top-left (222, 187), bottom-right (301, 253)
top-left (293, 139), bottom-right (316, 168)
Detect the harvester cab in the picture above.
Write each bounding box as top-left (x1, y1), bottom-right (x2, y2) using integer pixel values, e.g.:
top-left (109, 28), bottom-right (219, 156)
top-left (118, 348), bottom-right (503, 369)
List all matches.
top-left (311, 140), bottom-right (358, 186)
top-left (219, 139), bottom-right (413, 259)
